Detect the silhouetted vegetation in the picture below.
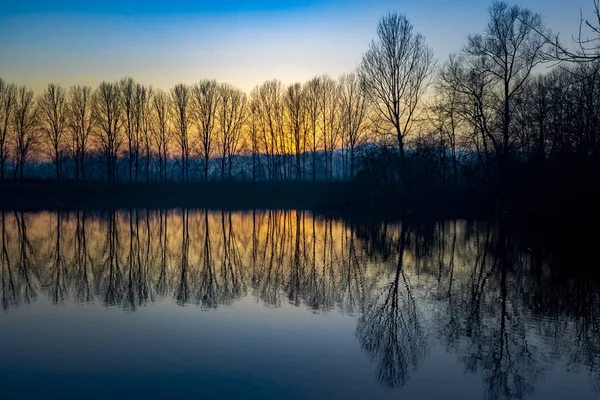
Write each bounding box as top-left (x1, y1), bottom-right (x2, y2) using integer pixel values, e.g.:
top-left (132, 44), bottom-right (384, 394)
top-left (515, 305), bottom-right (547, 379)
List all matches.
top-left (0, 1), bottom-right (599, 217)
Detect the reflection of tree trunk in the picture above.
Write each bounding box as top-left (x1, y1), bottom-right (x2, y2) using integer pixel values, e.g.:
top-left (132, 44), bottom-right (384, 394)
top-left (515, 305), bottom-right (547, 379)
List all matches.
top-left (50, 212), bottom-right (66, 304)
top-left (356, 225), bottom-right (426, 389)
top-left (220, 211), bottom-right (245, 303)
top-left (156, 209), bottom-right (168, 296)
top-left (105, 211), bottom-right (122, 306)
top-left (1, 211), bottom-right (16, 310)
top-left (197, 209), bottom-right (218, 307)
top-left (176, 209), bottom-right (189, 305)
top-left (342, 224), bottom-right (367, 314)
top-left (74, 210), bottom-right (92, 303)
top-left (127, 211), bottom-right (136, 310)
top-left (16, 212), bottom-right (36, 303)
top-left (289, 211), bottom-right (302, 305)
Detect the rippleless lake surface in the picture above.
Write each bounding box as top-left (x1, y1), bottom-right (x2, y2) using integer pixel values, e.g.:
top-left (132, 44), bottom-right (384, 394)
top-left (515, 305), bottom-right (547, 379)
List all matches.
top-left (0, 210), bottom-right (598, 399)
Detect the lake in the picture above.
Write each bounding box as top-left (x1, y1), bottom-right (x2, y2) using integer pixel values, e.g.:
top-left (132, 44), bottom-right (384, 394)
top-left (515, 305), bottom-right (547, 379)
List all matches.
top-left (0, 210), bottom-right (598, 399)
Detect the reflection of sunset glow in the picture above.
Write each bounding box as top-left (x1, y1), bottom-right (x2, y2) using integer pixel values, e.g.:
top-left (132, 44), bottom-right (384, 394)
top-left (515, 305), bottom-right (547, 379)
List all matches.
top-left (1, 210), bottom-right (600, 397)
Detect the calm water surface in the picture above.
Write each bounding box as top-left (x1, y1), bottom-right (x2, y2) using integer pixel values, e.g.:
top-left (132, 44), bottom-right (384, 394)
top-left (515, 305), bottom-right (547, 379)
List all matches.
top-left (0, 210), bottom-right (598, 399)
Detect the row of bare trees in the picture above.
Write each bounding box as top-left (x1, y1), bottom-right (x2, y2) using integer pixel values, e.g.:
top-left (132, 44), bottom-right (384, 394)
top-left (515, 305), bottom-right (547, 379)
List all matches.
top-left (1, 1), bottom-right (598, 186)
top-left (0, 74), bottom-right (372, 182)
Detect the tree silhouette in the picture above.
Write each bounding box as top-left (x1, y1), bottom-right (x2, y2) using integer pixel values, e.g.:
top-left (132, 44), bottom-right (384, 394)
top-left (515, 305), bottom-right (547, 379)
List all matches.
top-left (93, 82), bottom-right (122, 182)
top-left (38, 83), bottom-right (68, 180)
top-left (171, 83), bottom-right (192, 182)
top-left (13, 86), bottom-right (39, 179)
top-left (0, 80), bottom-right (16, 181)
top-left (194, 79), bottom-right (220, 182)
top-left (360, 12), bottom-right (436, 168)
top-left (67, 85), bottom-right (94, 181)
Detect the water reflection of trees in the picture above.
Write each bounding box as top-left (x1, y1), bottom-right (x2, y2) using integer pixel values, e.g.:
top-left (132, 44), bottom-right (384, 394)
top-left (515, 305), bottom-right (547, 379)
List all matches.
top-left (0, 210), bottom-right (598, 398)
top-left (356, 225), bottom-right (427, 388)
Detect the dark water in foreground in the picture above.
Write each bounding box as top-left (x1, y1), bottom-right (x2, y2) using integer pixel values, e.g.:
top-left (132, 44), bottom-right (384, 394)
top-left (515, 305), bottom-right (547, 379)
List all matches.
top-left (0, 210), bottom-right (598, 399)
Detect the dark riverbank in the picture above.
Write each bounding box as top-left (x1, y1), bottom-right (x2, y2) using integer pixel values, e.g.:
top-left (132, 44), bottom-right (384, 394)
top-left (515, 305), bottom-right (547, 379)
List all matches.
top-left (0, 179), bottom-right (495, 216)
top-left (0, 179), bottom-right (598, 223)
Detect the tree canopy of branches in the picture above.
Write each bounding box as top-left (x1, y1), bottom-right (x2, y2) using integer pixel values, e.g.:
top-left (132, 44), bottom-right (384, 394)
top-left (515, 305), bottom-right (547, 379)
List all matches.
top-left (360, 12), bottom-right (436, 163)
top-left (0, 0), bottom-right (597, 204)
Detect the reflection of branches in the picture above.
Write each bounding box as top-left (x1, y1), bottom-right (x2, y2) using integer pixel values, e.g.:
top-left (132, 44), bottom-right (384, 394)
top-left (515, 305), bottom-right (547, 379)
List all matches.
top-left (433, 221), bottom-right (544, 400)
top-left (48, 212), bottom-right (67, 304)
top-left (220, 211), bottom-right (246, 304)
top-left (15, 212), bottom-right (37, 304)
top-left (1, 211), bottom-right (16, 310)
top-left (73, 210), bottom-right (92, 303)
top-left (356, 227), bottom-right (427, 388)
top-left (176, 209), bottom-right (190, 305)
top-left (3, 210), bottom-right (599, 398)
top-left (196, 209), bottom-right (218, 308)
top-left (101, 211), bottom-right (123, 307)
top-left (156, 209), bottom-right (169, 297)
top-left (339, 224), bottom-right (369, 315)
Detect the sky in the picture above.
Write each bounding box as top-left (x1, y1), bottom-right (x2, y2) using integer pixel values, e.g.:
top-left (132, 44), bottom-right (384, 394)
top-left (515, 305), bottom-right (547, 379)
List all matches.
top-left (0, 0), bottom-right (594, 94)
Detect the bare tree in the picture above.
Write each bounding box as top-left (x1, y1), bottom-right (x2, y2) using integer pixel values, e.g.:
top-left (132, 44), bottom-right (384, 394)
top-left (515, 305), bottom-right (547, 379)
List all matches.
top-left (135, 84), bottom-right (153, 182)
top-left (217, 83), bottom-right (247, 180)
top-left (193, 79), bottom-right (220, 182)
top-left (152, 89), bottom-right (171, 181)
top-left (13, 86), bottom-right (39, 179)
top-left (464, 1), bottom-right (547, 182)
top-left (304, 77), bottom-right (322, 181)
top-left (438, 55), bottom-right (499, 184)
top-left (360, 12), bottom-right (436, 166)
top-left (248, 96), bottom-right (261, 182)
top-left (0, 79), bottom-right (16, 181)
top-left (431, 74), bottom-right (465, 187)
top-left (339, 72), bottom-right (369, 179)
top-left (67, 85), bottom-right (94, 181)
top-left (38, 83), bottom-right (67, 179)
top-left (92, 82), bottom-right (122, 182)
top-left (170, 83), bottom-right (191, 182)
top-left (285, 82), bottom-right (307, 180)
top-left (120, 77), bottom-right (137, 182)
top-left (251, 80), bottom-right (285, 180)
top-left (318, 75), bottom-right (341, 181)
top-left (544, 0), bottom-right (600, 62)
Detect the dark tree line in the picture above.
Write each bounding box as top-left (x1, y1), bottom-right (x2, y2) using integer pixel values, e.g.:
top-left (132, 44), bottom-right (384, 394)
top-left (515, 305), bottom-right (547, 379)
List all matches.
top-left (0, 1), bottom-right (599, 210)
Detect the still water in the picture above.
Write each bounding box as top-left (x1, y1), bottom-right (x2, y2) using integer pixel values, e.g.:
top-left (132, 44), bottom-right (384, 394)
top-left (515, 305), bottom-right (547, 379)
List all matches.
top-left (0, 210), bottom-right (598, 399)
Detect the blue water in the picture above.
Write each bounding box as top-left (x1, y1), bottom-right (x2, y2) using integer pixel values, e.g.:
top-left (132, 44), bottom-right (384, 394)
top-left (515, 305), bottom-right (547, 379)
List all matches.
top-left (0, 210), bottom-right (597, 399)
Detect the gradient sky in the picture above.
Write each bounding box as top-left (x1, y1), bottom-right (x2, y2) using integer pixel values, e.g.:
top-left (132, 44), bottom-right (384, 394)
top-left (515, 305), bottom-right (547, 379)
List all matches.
top-left (0, 0), bottom-right (593, 94)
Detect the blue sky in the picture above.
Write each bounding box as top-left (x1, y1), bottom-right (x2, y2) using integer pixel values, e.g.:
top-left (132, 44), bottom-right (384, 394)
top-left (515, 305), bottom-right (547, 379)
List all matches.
top-left (0, 0), bottom-right (593, 93)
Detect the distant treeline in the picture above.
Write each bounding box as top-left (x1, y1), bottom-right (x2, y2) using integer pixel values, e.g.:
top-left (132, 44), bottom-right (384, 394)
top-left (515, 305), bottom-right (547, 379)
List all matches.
top-left (0, 1), bottom-right (599, 210)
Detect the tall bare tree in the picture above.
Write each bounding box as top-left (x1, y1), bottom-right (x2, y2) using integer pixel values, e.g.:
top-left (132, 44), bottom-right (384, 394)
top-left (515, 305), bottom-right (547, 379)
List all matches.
top-left (464, 1), bottom-right (547, 182)
top-left (217, 83), bottom-right (247, 180)
top-left (360, 12), bottom-right (436, 166)
top-left (152, 89), bottom-right (171, 181)
top-left (339, 73), bottom-right (369, 179)
top-left (135, 84), bottom-right (153, 182)
top-left (67, 85), bottom-right (94, 181)
top-left (304, 77), bottom-right (322, 181)
top-left (285, 82), bottom-right (306, 180)
top-left (318, 75), bottom-right (340, 181)
top-left (13, 86), bottom-right (39, 179)
top-left (194, 79), bottom-right (220, 182)
top-left (38, 83), bottom-right (67, 179)
top-left (251, 80), bottom-right (285, 180)
top-left (171, 83), bottom-right (191, 182)
top-left (430, 78), bottom-right (464, 187)
top-left (248, 96), bottom-right (261, 182)
top-left (0, 79), bottom-right (16, 181)
top-left (120, 77), bottom-right (137, 182)
top-left (93, 82), bottom-right (122, 182)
